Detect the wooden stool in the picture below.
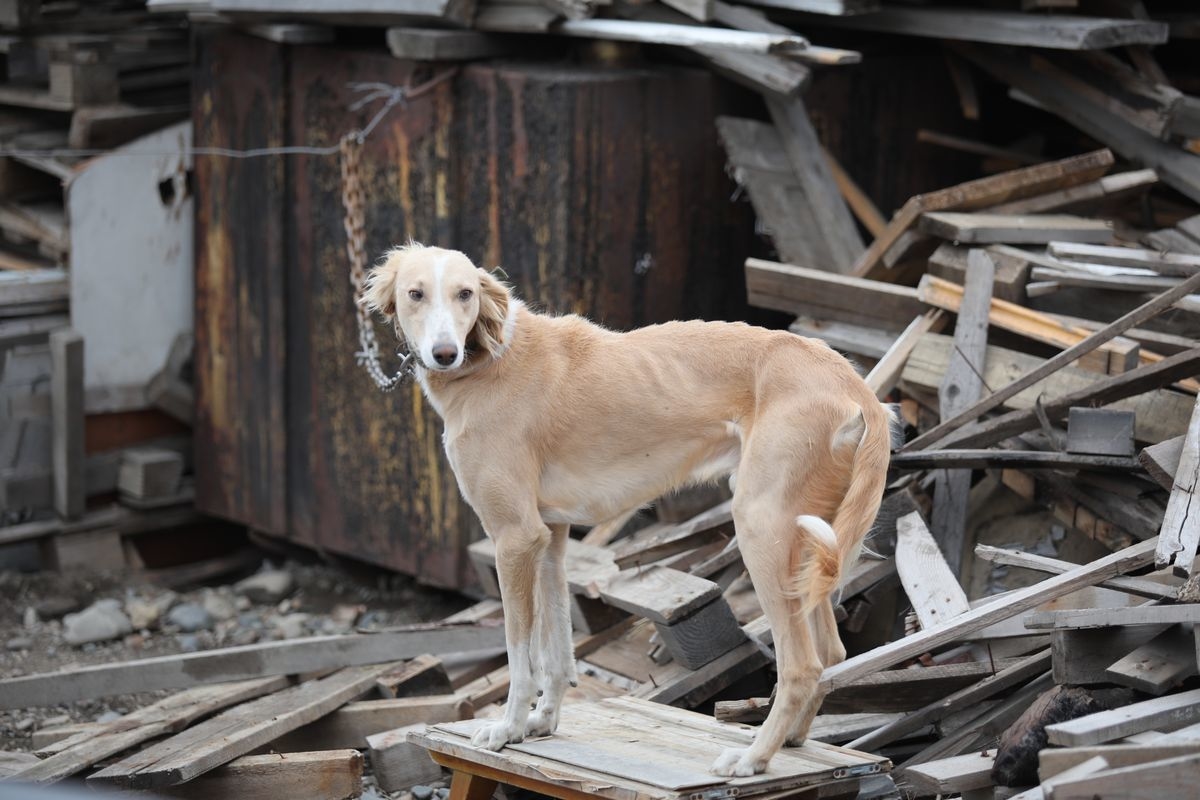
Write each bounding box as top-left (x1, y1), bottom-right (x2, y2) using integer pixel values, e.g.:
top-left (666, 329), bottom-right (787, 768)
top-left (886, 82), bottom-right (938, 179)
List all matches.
top-left (410, 697), bottom-right (890, 800)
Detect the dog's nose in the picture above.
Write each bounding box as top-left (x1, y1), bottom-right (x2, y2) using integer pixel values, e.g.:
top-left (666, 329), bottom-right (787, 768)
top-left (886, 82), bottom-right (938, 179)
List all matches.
top-left (432, 344), bottom-right (458, 366)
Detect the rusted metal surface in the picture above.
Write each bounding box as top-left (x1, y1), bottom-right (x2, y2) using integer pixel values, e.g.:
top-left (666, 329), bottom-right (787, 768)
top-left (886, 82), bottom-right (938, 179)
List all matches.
top-left (193, 30), bottom-right (288, 534)
top-left (193, 31), bottom-right (753, 588)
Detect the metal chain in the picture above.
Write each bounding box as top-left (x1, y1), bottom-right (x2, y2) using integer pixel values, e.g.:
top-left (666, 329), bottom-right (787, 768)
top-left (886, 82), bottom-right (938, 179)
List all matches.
top-left (342, 133), bottom-right (413, 391)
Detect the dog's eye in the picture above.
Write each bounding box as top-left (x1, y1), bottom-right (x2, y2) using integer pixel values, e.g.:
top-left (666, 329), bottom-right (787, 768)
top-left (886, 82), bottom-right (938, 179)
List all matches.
top-left (458, 289), bottom-right (473, 302)
top-left (408, 289), bottom-right (423, 301)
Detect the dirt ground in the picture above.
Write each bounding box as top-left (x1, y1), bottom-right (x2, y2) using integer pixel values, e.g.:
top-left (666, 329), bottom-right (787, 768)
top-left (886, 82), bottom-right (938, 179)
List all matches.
top-left (0, 555), bottom-right (471, 754)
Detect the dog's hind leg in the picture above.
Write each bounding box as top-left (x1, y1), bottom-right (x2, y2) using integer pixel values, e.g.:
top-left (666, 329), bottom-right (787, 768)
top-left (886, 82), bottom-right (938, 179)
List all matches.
top-left (785, 601), bottom-right (844, 747)
top-left (471, 520), bottom-right (551, 751)
top-left (527, 523), bottom-right (576, 738)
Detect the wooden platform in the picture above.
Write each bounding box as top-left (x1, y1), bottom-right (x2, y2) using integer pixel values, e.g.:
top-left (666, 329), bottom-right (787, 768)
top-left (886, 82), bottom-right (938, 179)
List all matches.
top-left (409, 697), bottom-right (889, 800)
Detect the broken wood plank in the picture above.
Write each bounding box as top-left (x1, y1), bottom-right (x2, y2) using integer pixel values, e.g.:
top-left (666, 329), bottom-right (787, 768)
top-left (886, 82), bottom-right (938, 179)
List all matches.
top-left (266, 694), bottom-right (473, 752)
top-left (1105, 625), bottom-right (1197, 695)
top-left (823, 659), bottom-right (1032, 714)
top-left (375, 655), bottom-right (453, 699)
top-left (89, 665), bottom-right (396, 789)
top-left (919, 211), bottom-right (1114, 245)
top-left (987, 168), bottom-right (1157, 215)
top-left (903, 268), bottom-right (1200, 452)
top-left (1046, 687), bottom-right (1200, 746)
top-left (864, 310), bottom-right (946, 399)
top-left (1157, 394), bottom-right (1200, 577)
top-left (385, 27), bottom-right (512, 60)
top-left (1052, 625), bottom-right (1169, 685)
top-left (50, 328), bottom-right (83, 521)
top-left (820, 538), bottom-right (1159, 692)
top-left (1027, 604), bottom-right (1200, 630)
top-left (0, 624), bottom-right (505, 709)
top-left (16, 677), bottom-right (289, 782)
top-left (852, 149), bottom-right (1114, 277)
top-left (161, 750), bottom-right (363, 800)
top-left (746, 257), bottom-right (925, 330)
top-left (973, 545), bottom-right (1177, 601)
top-left (611, 500), bottom-right (731, 569)
top-left (896, 511), bottom-right (969, 629)
top-left (931, 249), bottom-right (993, 575)
top-left (927, 243), bottom-right (1031, 304)
top-left (846, 649), bottom-right (1051, 753)
top-left (1140, 435), bottom-right (1183, 491)
top-left (550, 18), bottom-right (809, 53)
top-left (1048, 242), bottom-right (1200, 277)
top-left (1066, 408), bottom-right (1135, 456)
top-left (902, 749), bottom-right (996, 796)
top-left (368, 723), bottom-right (444, 792)
top-left (890, 450), bottom-right (1140, 472)
top-left (786, 8), bottom-right (1168, 49)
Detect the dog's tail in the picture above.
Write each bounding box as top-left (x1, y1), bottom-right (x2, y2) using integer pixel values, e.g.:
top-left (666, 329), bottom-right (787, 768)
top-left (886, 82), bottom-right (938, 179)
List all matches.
top-left (787, 402), bottom-right (894, 614)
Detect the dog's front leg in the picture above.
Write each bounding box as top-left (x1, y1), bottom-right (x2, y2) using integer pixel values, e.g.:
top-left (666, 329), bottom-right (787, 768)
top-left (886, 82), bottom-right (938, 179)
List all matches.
top-left (527, 523), bottom-right (576, 738)
top-left (471, 521), bottom-right (550, 750)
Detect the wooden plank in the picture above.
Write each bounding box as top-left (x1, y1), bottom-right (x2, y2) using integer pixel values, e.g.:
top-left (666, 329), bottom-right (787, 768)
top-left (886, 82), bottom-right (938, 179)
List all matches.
top-left (0, 624), bottom-right (506, 709)
top-left (1105, 626), bottom-right (1197, 695)
top-left (89, 664), bottom-right (396, 789)
top-left (851, 148), bottom-right (1114, 278)
top-left (987, 169), bottom-right (1157, 215)
top-left (903, 268), bottom-right (1200, 452)
top-left (927, 244), bottom-right (1031, 304)
top-left (1066, 408), bottom-right (1135, 456)
top-left (1046, 688), bottom-right (1200, 746)
top-left (1157, 394), bottom-right (1200, 577)
top-left (918, 274), bottom-right (1137, 376)
top-left (1140, 435), bottom-right (1183, 491)
top-left (864, 310), bottom-right (946, 399)
top-left (931, 249), bottom-right (993, 575)
top-left (1039, 743), bottom-right (1200, 780)
top-left (902, 749), bottom-right (996, 795)
top-left (822, 146), bottom-right (885, 238)
top-left (1048, 242), bottom-right (1200, 277)
top-left (919, 212), bottom-right (1113, 245)
top-left (895, 511), bottom-right (969, 629)
top-left (385, 27), bottom-right (511, 60)
top-left (160, 750), bottom-right (363, 800)
top-left (210, 0), bottom-right (477, 26)
top-left (50, 328), bottom-right (84, 521)
top-left (823, 659), bottom-right (1031, 714)
top-left (634, 624), bottom-right (772, 707)
top-left (266, 694), bottom-right (473, 752)
top-left (611, 500), bottom-right (731, 569)
top-left (973, 545), bottom-right (1177, 601)
top-left (368, 723), bottom-right (444, 792)
top-left (598, 565), bottom-right (721, 625)
top-left (964, 47), bottom-right (1200, 204)
top-left (765, 94), bottom-right (863, 271)
top-left (1052, 625), bottom-right (1168, 685)
top-left (745, 258), bottom-right (924, 330)
top-left (16, 678), bottom-right (290, 782)
top-left (901, 334), bottom-right (1192, 446)
top-left (845, 649), bottom-right (1051, 752)
top-left (890, 450), bottom-right (1140, 472)
top-left (549, 19), bottom-right (808, 53)
top-left (1027, 605), bottom-right (1200, 630)
top-left (375, 654), bottom-right (453, 698)
top-left (788, 8), bottom-right (1168, 48)
top-left (820, 538), bottom-right (1159, 692)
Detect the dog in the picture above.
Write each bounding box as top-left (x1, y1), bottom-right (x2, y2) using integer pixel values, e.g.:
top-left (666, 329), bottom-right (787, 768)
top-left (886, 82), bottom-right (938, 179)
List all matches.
top-left (364, 243), bottom-right (892, 776)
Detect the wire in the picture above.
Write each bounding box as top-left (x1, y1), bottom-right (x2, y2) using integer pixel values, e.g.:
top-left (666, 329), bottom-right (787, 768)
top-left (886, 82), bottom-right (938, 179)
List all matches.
top-left (0, 67), bottom-right (458, 161)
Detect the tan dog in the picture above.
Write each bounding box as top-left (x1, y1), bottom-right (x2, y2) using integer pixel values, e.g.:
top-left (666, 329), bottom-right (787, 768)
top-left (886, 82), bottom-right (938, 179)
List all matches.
top-left (365, 243), bottom-right (892, 776)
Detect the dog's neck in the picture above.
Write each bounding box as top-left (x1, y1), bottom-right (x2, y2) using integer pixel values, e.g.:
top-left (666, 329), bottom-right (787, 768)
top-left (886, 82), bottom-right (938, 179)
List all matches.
top-left (415, 298), bottom-right (523, 395)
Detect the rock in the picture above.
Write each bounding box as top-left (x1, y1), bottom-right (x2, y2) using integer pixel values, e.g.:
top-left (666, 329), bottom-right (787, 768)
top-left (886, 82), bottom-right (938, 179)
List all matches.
top-left (15, 717), bottom-right (35, 732)
top-left (166, 603), bottom-right (214, 633)
top-left (235, 570), bottom-right (295, 604)
top-left (96, 710), bottom-right (123, 724)
top-left (63, 600), bottom-right (133, 646)
top-left (177, 633), bottom-right (201, 652)
top-left (23, 606), bottom-right (38, 629)
top-left (34, 595), bottom-right (83, 620)
top-left (412, 786), bottom-right (434, 800)
top-left (202, 589), bottom-right (238, 622)
top-left (42, 714), bottom-right (71, 728)
top-left (229, 627), bottom-right (260, 646)
top-left (6, 636), bottom-right (32, 651)
top-left (271, 613), bottom-right (310, 640)
top-left (435, 789), bottom-right (449, 799)
top-left (125, 598), bottom-right (161, 630)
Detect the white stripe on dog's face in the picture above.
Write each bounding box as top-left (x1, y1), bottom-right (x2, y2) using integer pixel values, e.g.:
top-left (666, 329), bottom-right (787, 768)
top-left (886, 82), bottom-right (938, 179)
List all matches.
top-left (388, 247), bottom-right (482, 372)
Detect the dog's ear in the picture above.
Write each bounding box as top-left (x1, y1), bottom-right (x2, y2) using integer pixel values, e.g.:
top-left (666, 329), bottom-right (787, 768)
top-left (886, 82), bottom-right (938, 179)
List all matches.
top-left (362, 256), bottom-right (401, 321)
top-left (472, 267), bottom-right (511, 357)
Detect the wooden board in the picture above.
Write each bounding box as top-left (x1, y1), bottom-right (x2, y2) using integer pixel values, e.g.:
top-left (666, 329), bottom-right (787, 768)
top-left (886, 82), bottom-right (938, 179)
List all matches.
top-left (820, 538), bottom-right (1159, 692)
top-left (1066, 408), bottom-right (1135, 456)
top-left (161, 750), bottom-right (363, 800)
top-left (745, 258), bottom-right (924, 331)
top-left (1105, 626), bottom-right (1198, 695)
top-left (416, 697), bottom-right (888, 799)
top-left (0, 624), bottom-right (505, 709)
top-left (1046, 688), bottom-right (1200, 746)
top-left (890, 450), bottom-right (1139, 472)
top-left (265, 694), bottom-right (474, 752)
top-left (902, 749), bottom-right (995, 795)
top-left (1140, 436), bottom-right (1184, 491)
top-left (920, 212), bottom-right (1113, 245)
top-left (1027, 605), bottom-right (1200, 630)
top-left (1156, 394), bottom-right (1200, 577)
top-left (88, 665), bottom-right (396, 789)
top-left (1048, 242), bottom-right (1200, 277)
top-left (973, 545), bottom-right (1177, 601)
top-left (895, 511), bottom-right (970, 629)
top-left (50, 329), bottom-right (84, 520)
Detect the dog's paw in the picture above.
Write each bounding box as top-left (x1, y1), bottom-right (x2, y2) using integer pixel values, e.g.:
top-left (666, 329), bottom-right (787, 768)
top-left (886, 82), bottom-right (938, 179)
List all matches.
top-left (711, 748), bottom-right (767, 777)
top-left (525, 705), bottom-right (561, 739)
top-left (784, 735), bottom-right (806, 748)
top-left (471, 720), bottom-right (524, 750)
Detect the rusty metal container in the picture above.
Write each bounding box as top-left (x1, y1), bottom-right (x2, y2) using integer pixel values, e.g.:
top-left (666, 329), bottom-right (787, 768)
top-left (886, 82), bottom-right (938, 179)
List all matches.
top-left (193, 30), bottom-right (753, 588)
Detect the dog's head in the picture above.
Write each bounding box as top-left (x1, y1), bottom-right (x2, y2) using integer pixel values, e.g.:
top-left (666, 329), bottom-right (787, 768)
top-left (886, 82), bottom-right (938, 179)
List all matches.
top-left (363, 242), bottom-right (511, 372)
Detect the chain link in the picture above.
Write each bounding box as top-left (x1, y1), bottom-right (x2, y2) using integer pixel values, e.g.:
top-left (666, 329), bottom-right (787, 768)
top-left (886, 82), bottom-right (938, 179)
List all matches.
top-left (342, 133), bottom-right (413, 392)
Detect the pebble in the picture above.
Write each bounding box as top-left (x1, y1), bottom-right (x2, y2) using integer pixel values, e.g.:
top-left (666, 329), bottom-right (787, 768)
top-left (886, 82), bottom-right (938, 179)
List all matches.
top-left (42, 714), bottom-right (71, 728)
top-left (6, 636), bottom-right (32, 651)
top-left (34, 595), bottom-right (82, 620)
top-left (435, 789), bottom-right (449, 799)
top-left (167, 603), bottom-right (214, 633)
top-left (202, 589), bottom-right (238, 622)
top-left (235, 569), bottom-right (295, 604)
top-left (23, 606), bottom-right (38, 629)
top-left (125, 598), bottom-right (161, 630)
top-left (62, 600), bottom-right (133, 646)
top-left (271, 612), bottom-right (311, 640)
top-left (96, 711), bottom-right (123, 724)
top-left (177, 634), bottom-right (201, 652)
top-left (15, 718), bottom-right (34, 732)
top-left (412, 785), bottom-right (434, 800)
